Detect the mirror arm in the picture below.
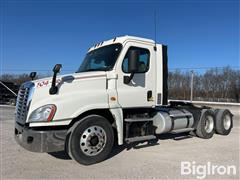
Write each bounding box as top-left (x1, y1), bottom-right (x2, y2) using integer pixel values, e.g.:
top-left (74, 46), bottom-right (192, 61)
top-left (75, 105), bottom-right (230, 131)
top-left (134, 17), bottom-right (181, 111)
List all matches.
top-left (49, 72), bottom-right (58, 95)
top-left (124, 72), bottom-right (135, 84)
top-left (49, 64), bottom-right (62, 95)
top-left (129, 73), bottom-right (134, 82)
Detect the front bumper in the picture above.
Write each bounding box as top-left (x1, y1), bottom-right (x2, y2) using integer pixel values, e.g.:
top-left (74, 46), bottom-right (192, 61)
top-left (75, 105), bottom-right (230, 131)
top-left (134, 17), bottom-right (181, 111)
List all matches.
top-left (15, 122), bottom-right (68, 153)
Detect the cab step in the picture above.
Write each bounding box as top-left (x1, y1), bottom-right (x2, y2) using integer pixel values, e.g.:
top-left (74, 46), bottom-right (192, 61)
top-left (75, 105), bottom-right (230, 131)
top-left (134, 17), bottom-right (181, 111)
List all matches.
top-left (170, 113), bottom-right (192, 119)
top-left (124, 118), bottom-right (153, 122)
top-left (125, 135), bottom-right (156, 143)
top-left (171, 128), bottom-right (194, 134)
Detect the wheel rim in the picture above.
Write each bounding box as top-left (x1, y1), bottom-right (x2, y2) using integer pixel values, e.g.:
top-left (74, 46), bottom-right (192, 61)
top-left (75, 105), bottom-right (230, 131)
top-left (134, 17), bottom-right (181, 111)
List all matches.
top-left (223, 114), bottom-right (231, 130)
top-left (80, 126), bottom-right (107, 156)
top-left (204, 115), bottom-right (214, 133)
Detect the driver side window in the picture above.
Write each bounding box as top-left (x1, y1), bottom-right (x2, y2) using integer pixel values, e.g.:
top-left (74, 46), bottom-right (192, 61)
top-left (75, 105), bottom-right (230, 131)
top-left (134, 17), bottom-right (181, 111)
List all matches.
top-left (122, 47), bottom-right (150, 73)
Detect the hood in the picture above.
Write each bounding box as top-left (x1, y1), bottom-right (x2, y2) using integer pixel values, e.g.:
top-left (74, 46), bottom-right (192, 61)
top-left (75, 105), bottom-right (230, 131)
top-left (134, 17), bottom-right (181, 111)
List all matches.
top-left (25, 70), bottom-right (109, 123)
top-left (33, 71), bottom-right (107, 88)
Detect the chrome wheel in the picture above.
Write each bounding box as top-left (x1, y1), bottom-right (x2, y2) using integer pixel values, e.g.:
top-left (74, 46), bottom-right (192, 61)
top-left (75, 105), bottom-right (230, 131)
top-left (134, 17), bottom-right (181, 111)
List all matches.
top-left (80, 126), bottom-right (106, 156)
top-left (205, 115), bottom-right (214, 133)
top-left (223, 114), bottom-right (231, 130)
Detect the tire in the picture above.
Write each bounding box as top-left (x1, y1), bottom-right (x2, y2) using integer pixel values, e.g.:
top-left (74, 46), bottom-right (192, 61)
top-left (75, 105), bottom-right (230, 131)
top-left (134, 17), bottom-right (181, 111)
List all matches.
top-left (196, 109), bottom-right (215, 139)
top-left (214, 109), bottom-right (233, 135)
top-left (68, 115), bottom-right (114, 165)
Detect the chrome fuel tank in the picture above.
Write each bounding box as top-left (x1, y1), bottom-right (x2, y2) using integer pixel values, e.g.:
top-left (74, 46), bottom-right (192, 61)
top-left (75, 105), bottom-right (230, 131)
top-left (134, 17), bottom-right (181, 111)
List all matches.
top-left (153, 108), bottom-right (194, 134)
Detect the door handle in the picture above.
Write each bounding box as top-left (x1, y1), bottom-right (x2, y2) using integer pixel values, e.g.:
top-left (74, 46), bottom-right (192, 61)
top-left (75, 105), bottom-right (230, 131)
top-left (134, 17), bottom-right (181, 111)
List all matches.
top-left (147, 90), bottom-right (153, 101)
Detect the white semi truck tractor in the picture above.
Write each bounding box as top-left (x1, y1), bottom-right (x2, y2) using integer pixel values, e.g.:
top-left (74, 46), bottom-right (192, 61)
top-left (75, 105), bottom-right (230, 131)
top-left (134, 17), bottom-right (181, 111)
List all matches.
top-left (15, 36), bottom-right (233, 165)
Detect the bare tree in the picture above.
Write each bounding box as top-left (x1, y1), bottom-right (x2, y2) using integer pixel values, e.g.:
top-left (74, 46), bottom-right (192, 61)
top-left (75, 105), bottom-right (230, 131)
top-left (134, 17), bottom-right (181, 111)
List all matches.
top-left (169, 67), bottom-right (240, 102)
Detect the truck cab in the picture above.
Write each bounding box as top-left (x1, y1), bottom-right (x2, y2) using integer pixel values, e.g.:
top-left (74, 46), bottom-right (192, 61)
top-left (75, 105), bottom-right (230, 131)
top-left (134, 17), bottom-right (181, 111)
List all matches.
top-left (15, 36), bottom-right (233, 165)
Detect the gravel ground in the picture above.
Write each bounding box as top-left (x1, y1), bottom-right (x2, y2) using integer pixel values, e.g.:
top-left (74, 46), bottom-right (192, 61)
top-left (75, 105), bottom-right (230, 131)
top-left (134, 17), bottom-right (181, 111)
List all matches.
top-left (0, 105), bottom-right (239, 180)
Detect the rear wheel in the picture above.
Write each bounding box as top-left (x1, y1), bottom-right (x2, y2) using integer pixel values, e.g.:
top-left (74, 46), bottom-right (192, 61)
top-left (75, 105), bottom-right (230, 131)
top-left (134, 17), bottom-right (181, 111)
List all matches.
top-left (215, 109), bottom-right (233, 135)
top-left (196, 109), bottom-right (215, 139)
top-left (68, 115), bottom-right (114, 165)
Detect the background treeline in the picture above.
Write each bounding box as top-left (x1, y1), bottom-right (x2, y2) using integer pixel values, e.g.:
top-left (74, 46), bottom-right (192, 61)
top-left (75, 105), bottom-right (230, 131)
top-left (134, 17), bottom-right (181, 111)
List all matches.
top-left (168, 67), bottom-right (240, 102)
top-left (0, 73), bottom-right (47, 104)
top-left (1, 67), bottom-right (240, 103)
top-left (0, 73), bottom-right (35, 86)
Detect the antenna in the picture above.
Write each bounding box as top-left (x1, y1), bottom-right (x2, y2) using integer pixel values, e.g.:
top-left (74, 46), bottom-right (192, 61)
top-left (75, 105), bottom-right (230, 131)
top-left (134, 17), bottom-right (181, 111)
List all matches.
top-left (154, 10), bottom-right (157, 51)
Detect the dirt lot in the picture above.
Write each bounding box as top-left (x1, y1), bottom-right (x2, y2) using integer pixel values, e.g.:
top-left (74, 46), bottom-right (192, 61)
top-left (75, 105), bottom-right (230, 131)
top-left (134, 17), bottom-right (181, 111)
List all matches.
top-left (1, 105), bottom-right (239, 180)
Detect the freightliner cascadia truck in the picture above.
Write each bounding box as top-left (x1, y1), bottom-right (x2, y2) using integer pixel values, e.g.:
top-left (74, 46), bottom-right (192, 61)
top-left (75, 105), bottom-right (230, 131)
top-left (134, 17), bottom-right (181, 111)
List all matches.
top-left (15, 36), bottom-right (233, 165)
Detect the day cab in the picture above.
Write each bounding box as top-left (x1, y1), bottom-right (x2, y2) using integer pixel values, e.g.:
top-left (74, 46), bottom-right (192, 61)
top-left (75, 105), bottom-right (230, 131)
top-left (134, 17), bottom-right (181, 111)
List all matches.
top-left (15, 36), bottom-right (233, 165)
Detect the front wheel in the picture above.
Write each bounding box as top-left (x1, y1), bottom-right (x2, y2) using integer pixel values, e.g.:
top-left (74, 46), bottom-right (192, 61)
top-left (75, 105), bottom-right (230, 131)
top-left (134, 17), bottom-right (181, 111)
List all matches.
top-left (68, 115), bottom-right (114, 165)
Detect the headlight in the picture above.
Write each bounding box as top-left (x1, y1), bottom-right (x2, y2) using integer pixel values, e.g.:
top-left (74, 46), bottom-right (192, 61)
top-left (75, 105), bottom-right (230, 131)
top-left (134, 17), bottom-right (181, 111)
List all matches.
top-left (28, 104), bottom-right (56, 122)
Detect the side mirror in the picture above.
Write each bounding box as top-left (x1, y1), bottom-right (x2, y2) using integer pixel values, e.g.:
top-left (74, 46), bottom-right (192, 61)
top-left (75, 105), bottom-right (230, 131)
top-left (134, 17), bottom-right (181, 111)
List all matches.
top-left (49, 64), bottom-right (62, 95)
top-left (128, 50), bottom-right (139, 73)
top-left (29, 72), bottom-right (37, 80)
top-left (124, 50), bottom-right (139, 84)
top-left (53, 64), bottom-right (62, 73)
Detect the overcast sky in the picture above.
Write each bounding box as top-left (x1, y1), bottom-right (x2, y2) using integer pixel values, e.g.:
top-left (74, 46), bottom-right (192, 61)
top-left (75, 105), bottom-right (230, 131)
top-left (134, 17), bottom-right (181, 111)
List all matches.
top-left (1, 0), bottom-right (239, 74)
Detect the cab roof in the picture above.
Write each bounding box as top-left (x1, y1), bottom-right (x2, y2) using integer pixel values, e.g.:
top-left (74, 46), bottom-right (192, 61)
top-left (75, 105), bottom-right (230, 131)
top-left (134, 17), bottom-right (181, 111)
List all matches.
top-left (88, 35), bottom-right (155, 52)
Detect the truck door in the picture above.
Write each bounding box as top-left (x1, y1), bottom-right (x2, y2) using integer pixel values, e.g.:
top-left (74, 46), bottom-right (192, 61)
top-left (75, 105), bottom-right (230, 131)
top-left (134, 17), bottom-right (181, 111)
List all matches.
top-left (116, 42), bottom-right (156, 108)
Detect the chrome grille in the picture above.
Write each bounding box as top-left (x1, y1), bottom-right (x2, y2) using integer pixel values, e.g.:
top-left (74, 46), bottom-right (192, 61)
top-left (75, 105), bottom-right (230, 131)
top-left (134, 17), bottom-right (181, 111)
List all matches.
top-left (15, 82), bottom-right (34, 124)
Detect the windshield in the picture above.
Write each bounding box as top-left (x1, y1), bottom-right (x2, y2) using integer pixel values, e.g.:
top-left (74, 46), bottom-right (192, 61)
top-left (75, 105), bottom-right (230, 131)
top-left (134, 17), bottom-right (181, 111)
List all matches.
top-left (77, 43), bottom-right (122, 73)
